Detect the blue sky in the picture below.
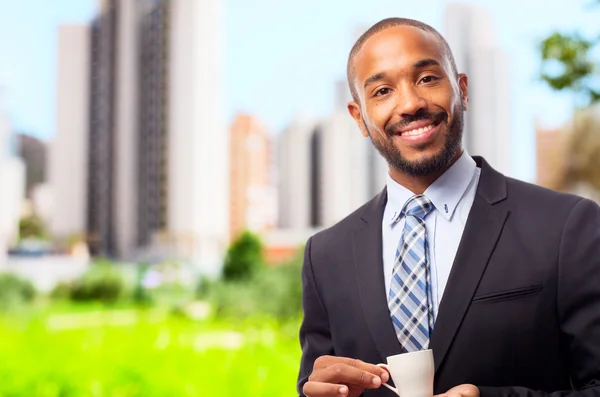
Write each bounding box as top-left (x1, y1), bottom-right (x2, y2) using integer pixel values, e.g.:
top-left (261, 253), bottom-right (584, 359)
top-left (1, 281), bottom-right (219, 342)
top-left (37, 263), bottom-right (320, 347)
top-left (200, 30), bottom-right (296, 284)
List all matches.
top-left (0, 0), bottom-right (598, 182)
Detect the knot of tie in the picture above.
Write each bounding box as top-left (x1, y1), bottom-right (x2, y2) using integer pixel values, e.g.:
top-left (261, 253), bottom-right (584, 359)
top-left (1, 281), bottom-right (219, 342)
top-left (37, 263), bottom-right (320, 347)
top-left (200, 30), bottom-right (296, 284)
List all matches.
top-left (403, 194), bottom-right (433, 220)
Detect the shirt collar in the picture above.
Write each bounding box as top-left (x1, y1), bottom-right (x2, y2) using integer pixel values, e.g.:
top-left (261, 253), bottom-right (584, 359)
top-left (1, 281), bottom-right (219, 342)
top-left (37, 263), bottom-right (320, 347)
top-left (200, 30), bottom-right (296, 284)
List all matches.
top-left (386, 150), bottom-right (477, 224)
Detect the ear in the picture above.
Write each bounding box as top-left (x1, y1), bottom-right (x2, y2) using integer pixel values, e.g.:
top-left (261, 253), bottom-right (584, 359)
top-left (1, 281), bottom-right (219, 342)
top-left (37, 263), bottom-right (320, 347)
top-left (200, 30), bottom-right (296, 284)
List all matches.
top-left (457, 73), bottom-right (469, 110)
top-left (348, 101), bottom-right (370, 138)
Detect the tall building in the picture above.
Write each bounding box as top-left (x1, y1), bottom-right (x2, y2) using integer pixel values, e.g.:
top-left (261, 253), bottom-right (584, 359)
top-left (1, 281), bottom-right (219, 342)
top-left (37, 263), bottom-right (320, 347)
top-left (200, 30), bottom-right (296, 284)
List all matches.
top-left (49, 24), bottom-right (90, 242)
top-left (313, 111), bottom-right (368, 226)
top-left (535, 122), bottom-right (570, 190)
top-left (367, 141), bottom-right (389, 197)
top-left (229, 114), bottom-right (276, 240)
top-left (277, 112), bottom-right (315, 229)
top-left (0, 113), bottom-right (25, 267)
top-left (114, 0), bottom-right (140, 259)
top-left (166, 0), bottom-right (228, 275)
top-left (16, 133), bottom-right (47, 197)
top-left (136, 0), bottom-right (168, 251)
top-left (444, 3), bottom-right (512, 176)
top-left (87, 2), bottom-right (117, 256)
top-left (57, 0), bottom-right (228, 274)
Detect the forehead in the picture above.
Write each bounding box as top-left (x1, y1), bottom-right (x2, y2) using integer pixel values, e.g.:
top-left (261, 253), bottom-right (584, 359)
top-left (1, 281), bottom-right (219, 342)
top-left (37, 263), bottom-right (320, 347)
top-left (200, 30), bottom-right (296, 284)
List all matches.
top-left (353, 25), bottom-right (447, 81)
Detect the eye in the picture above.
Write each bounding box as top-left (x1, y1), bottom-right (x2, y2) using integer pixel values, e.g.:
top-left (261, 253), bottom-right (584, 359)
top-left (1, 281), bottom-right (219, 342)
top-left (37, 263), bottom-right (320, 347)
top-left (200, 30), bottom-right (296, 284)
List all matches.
top-left (375, 87), bottom-right (392, 96)
top-left (420, 75), bottom-right (439, 84)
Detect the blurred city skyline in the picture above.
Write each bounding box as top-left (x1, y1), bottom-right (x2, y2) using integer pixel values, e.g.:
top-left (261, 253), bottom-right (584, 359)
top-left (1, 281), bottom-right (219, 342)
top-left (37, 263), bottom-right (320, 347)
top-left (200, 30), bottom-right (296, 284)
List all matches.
top-left (0, 0), bottom-right (599, 184)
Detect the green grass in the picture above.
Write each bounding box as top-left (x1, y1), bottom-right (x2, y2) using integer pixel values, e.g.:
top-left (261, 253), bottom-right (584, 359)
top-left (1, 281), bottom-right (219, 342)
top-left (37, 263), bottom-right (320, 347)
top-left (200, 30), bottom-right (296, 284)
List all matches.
top-left (0, 305), bottom-right (302, 397)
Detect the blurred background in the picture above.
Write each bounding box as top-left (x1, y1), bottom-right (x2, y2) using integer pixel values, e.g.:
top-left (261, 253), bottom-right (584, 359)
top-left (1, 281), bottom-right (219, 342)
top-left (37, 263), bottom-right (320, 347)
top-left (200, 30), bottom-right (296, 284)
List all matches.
top-left (0, 0), bottom-right (598, 395)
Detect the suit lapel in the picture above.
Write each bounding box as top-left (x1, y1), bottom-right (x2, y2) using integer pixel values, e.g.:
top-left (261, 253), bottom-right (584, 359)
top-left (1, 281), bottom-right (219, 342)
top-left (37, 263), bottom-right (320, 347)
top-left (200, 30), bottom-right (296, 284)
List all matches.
top-left (353, 189), bottom-right (403, 362)
top-left (430, 157), bottom-right (509, 374)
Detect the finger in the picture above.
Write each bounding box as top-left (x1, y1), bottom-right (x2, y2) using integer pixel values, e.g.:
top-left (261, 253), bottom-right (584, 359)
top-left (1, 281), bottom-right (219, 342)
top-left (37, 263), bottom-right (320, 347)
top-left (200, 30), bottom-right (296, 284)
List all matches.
top-left (436, 390), bottom-right (465, 397)
top-left (314, 356), bottom-right (389, 382)
top-left (346, 358), bottom-right (390, 382)
top-left (303, 381), bottom-right (349, 397)
top-left (311, 363), bottom-right (382, 388)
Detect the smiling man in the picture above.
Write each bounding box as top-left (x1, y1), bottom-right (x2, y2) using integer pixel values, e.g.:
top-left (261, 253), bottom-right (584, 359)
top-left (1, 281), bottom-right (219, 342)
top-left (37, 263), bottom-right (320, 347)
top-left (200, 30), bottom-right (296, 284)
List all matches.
top-left (297, 18), bottom-right (600, 397)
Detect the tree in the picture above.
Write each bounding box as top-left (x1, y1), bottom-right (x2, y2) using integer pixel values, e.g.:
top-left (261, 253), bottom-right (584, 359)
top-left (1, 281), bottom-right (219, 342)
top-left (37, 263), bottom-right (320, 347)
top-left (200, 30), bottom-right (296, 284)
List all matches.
top-left (19, 214), bottom-right (47, 240)
top-left (539, 0), bottom-right (600, 106)
top-left (222, 230), bottom-right (265, 281)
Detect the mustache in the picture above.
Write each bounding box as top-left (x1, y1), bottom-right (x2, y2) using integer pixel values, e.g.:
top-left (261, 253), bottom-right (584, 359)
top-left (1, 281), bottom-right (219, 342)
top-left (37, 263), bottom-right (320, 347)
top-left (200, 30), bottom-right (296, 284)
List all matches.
top-left (384, 110), bottom-right (448, 137)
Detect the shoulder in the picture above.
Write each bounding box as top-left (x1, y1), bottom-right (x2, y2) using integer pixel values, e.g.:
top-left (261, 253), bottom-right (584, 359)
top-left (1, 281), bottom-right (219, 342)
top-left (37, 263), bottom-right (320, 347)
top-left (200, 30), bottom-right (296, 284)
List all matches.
top-left (504, 177), bottom-right (585, 208)
top-left (309, 203), bottom-right (368, 247)
top-left (307, 194), bottom-right (382, 257)
top-left (501, 176), bottom-right (599, 226)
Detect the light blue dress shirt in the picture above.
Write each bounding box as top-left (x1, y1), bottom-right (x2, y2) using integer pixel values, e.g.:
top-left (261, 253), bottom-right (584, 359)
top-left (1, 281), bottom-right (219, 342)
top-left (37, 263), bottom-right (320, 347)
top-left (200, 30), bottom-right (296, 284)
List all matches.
top-left (382, 151), bottom-right (481, 319)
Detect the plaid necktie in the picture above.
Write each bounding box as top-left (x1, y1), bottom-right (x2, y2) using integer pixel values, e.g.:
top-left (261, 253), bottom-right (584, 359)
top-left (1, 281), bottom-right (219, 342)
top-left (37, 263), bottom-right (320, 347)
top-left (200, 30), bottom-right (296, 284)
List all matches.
top-left (388, 194), bottom-right (434, 352)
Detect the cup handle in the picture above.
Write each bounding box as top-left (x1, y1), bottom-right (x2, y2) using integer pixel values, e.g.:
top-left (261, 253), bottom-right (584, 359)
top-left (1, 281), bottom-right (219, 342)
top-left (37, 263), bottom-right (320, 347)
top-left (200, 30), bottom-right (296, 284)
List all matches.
top-left (376, 363), bottom-right (399, 395)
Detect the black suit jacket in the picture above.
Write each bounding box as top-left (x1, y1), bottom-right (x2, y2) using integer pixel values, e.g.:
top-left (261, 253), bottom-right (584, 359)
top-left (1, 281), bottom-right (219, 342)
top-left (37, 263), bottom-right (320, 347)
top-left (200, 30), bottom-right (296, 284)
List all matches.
top-left (297, 157), bottom-right (600, 397)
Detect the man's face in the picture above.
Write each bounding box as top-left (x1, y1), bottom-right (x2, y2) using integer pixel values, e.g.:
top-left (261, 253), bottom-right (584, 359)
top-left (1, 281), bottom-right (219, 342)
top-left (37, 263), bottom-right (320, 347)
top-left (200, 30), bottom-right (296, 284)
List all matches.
top-left (348, 25), bottom-right (468, 177)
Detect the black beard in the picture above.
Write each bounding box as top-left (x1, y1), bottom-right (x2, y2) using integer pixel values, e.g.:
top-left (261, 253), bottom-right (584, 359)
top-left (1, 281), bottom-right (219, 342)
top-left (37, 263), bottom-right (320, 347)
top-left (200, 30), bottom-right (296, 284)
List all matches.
top-left (364, 106), bottom-right (464, 177)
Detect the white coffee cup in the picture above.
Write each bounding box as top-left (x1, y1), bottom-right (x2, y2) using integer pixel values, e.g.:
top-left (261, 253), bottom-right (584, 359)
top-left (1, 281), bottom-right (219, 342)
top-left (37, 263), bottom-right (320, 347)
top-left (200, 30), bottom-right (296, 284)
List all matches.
top-left (376, 349), bottom-right (434, 397)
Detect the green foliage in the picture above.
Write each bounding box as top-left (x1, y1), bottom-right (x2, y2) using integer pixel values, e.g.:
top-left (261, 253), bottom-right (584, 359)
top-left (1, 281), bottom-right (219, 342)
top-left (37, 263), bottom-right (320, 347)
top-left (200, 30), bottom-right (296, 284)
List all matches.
top-left (18, 214), bottom-right (47, 240)
top-left (69, 263), bottom-right (126, 304)
top-left (0, 308), bottom-right (301, 396)
top-left (539, 4), bottom-right (600, 106)
top-left (49, 281), bottom-right (72, 301)
top-left (0, 273), bottom-right (36, 311)
top-left (222, 231), bottom-right (265, 281)
top-left (252, 252), bottom-right (303, 320)
top-left (195, 275), bottom-right (213, 299)
top-left (132, 263), bottom-right (154, 306)
top-left (209, 248), bottom-right (304, 322)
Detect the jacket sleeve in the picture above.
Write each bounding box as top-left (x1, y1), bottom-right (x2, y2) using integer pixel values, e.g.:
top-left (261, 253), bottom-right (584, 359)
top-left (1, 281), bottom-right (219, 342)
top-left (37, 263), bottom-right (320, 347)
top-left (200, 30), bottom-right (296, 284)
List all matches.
top-left (297, 236), bottom-right (335, 397)
top-left (478, 198), bottom-right (600, 397)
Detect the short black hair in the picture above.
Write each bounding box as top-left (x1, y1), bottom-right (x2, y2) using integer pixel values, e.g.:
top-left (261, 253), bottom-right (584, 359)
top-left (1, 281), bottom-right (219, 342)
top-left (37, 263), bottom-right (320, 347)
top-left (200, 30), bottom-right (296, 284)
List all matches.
top-left (347, 18), bottom-right (458, 102)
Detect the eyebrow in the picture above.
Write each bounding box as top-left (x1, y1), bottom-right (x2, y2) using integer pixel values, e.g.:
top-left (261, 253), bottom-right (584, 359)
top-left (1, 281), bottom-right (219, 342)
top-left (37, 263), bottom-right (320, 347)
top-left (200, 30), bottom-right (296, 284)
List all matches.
top-left (363, 59), bottom-right (442, 89)
top-left (363, 72), bottom-right (387, 89)
top-left (413, 58), bottom-right (441, 69)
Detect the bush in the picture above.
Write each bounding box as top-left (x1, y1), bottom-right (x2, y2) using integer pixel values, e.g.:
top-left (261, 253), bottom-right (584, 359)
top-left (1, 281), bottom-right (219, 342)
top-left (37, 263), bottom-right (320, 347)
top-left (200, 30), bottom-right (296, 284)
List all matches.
top-left (222, 231), bottom-right (265, 281)
top-left (0, 273), bottom-right (36, 311)
top-left (132, 263), bottom-right (154, 306)
top-left (209, 248), bottom-right (304, 321)
top-left (69, 263), bottom-right (125, 304)
top-left (50, 281), bottom-right (72, 300)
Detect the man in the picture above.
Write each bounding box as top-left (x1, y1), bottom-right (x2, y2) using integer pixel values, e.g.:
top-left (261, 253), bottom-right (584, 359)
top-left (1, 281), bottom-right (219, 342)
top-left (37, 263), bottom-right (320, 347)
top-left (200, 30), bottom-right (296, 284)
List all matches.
top-left (297, 17), bottom-right (600, 397)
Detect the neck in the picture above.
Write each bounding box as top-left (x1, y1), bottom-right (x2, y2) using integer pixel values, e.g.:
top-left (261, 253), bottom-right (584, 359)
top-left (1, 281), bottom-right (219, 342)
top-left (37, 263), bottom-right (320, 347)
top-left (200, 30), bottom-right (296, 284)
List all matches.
top-left (388, 149), bottom-right (464, 194)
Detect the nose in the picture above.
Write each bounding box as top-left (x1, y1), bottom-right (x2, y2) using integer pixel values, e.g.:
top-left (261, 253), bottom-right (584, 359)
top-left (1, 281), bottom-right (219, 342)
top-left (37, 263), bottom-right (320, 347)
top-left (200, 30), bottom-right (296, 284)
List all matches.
top-left (394, 83), bottom-right (427, 116)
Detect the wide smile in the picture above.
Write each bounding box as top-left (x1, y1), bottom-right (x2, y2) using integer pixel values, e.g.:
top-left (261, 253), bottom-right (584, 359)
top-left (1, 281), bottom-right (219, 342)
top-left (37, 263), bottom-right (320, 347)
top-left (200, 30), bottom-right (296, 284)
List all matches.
top-left (395, 121), bottom-right (441, 144)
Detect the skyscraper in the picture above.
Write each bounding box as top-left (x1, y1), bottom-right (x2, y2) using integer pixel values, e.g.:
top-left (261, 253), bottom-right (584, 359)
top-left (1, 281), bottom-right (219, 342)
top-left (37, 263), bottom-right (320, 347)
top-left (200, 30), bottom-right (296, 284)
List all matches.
top-left (166, 0), bottom-right (228, 275)
top-left (229, 114), bottom-right (276, 240)
top-left (49, 24), bottom-right (90, 242)
top-left (314, 111), bottom-right (370, 226)
top-left (444, 3), bottom-right (512, 176)
top-left (137, 0), bottom-right (168, 251)
top-left (87, 1), bottom-right (117, 256)
top-left (277, 112), bottom-right (315, 229)
top-left (114, 0), bottom-right (140, 259)
top-left (53, 0), bottom-right (228, 274)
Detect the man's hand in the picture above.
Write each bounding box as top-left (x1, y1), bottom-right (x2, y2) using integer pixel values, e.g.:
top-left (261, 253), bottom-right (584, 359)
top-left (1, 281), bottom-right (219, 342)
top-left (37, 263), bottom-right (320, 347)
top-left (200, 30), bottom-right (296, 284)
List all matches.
top-left (303, 355), bottom-right (390, 397)
top-left (436, 384), bottom-right (480, 397)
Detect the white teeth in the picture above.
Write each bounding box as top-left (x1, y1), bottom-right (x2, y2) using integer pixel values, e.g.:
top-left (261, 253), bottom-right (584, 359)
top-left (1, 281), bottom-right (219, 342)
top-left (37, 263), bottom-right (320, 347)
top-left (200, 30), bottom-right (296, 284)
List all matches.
top-left (403, 124), bottom-right (434, 136)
